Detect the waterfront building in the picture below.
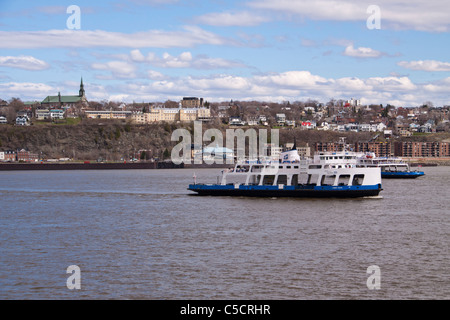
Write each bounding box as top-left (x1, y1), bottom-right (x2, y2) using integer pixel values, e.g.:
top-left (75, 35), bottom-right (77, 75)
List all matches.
top-left (0, 150), bottom-right (16, 162)
top-left (354, 142), bottom-right (392, 157)
top-left (17, 149), bottom-right (39, 162)
top-left (394, 141), bottom-right (450, 157)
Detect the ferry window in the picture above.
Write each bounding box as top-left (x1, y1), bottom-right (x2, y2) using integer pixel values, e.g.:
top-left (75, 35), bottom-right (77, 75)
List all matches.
top-left (307, 174), bottom-right (320, 185)
top-left (337, 174), bottom-right (350, 186)
top-left (286, 166), bottom-right (291, 169)
top-left (262, 175), bottom-right (275, 185)
top-left (277, 175), bottom-right (288, 185)
top-left (298, 173), bottom-right (309, 185)
top-left (292, 174), bottom-right (298, 186)
top-left (294, 166), bottom-right (299, 169)
top-left (321, 175), bottom-right (335, 186)
top-left (352, 174), bottom-right (364, 186)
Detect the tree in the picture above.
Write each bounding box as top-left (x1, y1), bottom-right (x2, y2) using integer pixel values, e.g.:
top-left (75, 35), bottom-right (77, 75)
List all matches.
top-left (163, 148), bottom-right (170, 159)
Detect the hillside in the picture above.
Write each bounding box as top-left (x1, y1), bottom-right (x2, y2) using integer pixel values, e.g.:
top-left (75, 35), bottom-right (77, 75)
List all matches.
top-left (1, 120), bottom-right (449, 161)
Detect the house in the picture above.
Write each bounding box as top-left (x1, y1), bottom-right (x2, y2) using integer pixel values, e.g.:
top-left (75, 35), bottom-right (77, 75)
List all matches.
top-left (300, 121), bottom-right (316, 130)
top-left (285, 119), bottom-right (296, 127)
top-left (0, 116), bottom-right (7, 124)
top-left (17, 149), bottom-right (39, 162)
top-left (0, 150), bottom-right (16, 162)
top-left (229, 116), bottom-right (245, 126)
top-left (36, 109), bottom-right (51, 120)
top-left (247, 117), bottom-right (259, 126)
top-left (50, 109), bottom-right (65, 120)
top-left (15, 116), bottom-right (29, 126)
top-left (276, 113), bottom-right (286, 125)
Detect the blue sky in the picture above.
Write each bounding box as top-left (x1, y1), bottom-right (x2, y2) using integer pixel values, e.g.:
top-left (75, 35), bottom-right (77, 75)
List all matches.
top-left (0, 0), bottom-right (449, 107)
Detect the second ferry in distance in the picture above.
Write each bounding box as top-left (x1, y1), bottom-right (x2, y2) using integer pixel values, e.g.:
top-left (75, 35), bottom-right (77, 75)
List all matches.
top-left (188, 147), bottom-right (382, 198)
top-left (357, 152), bottom-right (425, 179)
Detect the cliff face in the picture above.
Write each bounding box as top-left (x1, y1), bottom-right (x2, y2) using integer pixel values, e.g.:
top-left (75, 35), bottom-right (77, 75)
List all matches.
top-left (0, 122), bottom-right (177, 161)
top-left (1, 121), bottom-right (449, 161)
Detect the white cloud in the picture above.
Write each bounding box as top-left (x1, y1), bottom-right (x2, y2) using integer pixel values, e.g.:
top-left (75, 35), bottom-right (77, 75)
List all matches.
top-left (248, 0), bottom-right (450, 32)
top-left (195, 11), bottom-right (270, 26)
top-left (129, 50), bottom-right (246, 69)
top-left (0, 55), bottom-right (49, 71)
top-left (398, 60), bottom-right (450, 72)
top-left (0, 82), bottom-right (55, 98)
top-left (0, 27), bottom-right (235, 49)
top-left (343, 45), bottom-right (384, 58)
top-left (92, 61), bottom-right (137, 79)
top-left (2, 72), bottom-right (448, 107)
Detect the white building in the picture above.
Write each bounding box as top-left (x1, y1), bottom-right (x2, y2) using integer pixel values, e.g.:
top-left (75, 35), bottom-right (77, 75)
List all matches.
top-left (50, 109), bottom-right (65, 120)
top-left (15, 116), bottom-right (29, 126)
top-left (0, 116), bottom-right (7, 124)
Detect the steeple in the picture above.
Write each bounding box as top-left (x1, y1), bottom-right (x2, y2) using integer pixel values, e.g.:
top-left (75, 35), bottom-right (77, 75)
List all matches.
top-left (79, 77), bottom-right (85, 97)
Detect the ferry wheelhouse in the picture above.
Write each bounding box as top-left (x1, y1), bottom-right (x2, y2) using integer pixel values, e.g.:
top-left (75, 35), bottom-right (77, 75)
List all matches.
top-left (188, 148), bottom-right (382, 198)
top-left (357, 153), bottom-right (425, 179)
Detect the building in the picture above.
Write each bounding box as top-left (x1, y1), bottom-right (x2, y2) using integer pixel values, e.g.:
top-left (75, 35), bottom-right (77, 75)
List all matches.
top-left (181, 97), bottom-right (203, 108)
top-left (276, 113), bottom-right (286, 125)
top-left (36, 109), bottom-right (51, 120)
top-left (17, 149), bottom-right (39, 162)
top-left (0, 116), bottom-right (7, 124)
top-left (0, 150), bottom-right (16, 162)
top-left (85, 110), bottom-right (132, 119)
top-left (50, 109), bottom-right (65, 120)
top-left (41, 78), bottom-right (87, 108)
top-left (15, 116), bottom-right (29, 126)
top-left (131, 106), bottom-right (211, 124)
top-left (354, 142), bottom-right (392, 157)
top-left (394, 141), bottom-right (450, 157)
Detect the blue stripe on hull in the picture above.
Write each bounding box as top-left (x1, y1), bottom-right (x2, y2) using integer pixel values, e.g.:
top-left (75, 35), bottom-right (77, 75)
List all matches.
top-left (188, 184), bottom-right (382, 198)
top-left (381, 171), bottom-right (424, 179)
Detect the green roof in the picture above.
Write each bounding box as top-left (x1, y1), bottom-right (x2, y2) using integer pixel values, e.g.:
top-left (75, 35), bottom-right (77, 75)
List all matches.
top-left (42, 95), bottom-right (83, 104)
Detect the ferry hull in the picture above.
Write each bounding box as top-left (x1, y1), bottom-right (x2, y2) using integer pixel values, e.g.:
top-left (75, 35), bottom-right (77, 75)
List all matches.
top-left (381, 171), bottom-right (425, 179)
top-left (188, 184), bottom-right (382, 198)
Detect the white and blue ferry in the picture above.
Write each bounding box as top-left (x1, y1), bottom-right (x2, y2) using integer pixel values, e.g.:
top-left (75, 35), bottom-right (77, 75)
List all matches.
top-left (188, 148), bottom-right (382, 198)
top-left (357, 153), bottom-right (425, 179)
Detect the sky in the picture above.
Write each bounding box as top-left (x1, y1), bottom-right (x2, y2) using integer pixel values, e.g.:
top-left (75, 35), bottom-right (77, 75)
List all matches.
top-left (0, 0), bottom-right (449, 107)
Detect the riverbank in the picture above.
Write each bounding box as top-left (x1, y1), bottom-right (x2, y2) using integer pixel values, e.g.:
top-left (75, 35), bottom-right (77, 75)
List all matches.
top-left (403, 157), bottom-right (450, 166)
top-left (0, 161), bottom-right (184, 170)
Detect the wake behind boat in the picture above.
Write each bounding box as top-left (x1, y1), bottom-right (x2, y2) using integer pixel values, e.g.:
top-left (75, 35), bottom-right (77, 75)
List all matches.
top-left (188, 147), bottom-right (382, 198)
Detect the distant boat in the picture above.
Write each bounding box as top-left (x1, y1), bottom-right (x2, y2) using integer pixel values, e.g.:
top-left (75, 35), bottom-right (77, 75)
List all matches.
top-left (188, 148), bottom-right (382, 198)
top-left (357, 152), bottom-right (425, 179)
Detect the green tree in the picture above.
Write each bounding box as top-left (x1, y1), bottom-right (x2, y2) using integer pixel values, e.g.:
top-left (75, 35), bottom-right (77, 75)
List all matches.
top-left (163, 148), bottom-right (170, 159)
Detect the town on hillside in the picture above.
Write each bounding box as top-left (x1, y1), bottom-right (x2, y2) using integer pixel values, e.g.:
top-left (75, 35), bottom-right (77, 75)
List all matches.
top-left (1, 79), bottom-right (449, 163)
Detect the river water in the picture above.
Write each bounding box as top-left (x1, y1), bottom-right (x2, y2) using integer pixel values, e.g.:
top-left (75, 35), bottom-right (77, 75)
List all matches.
top-left (0, 167), bottom-right (448, 299)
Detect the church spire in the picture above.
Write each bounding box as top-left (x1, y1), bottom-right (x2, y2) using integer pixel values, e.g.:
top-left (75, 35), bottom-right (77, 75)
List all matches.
top-left (79, 77), bottom-right (85, 97)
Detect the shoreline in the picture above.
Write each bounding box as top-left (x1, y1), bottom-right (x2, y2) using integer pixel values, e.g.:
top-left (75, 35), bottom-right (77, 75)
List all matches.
top-left (0, 157), bottom-right (449, 170)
